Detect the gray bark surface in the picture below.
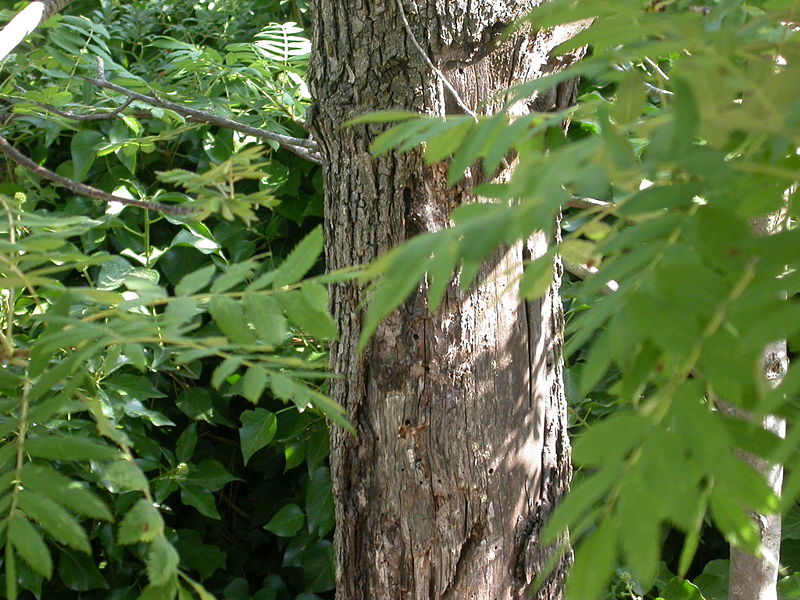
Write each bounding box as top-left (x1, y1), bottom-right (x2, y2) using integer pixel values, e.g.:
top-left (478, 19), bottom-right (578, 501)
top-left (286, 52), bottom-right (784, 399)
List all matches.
top-left (308, 2), bottom-right (585, 598)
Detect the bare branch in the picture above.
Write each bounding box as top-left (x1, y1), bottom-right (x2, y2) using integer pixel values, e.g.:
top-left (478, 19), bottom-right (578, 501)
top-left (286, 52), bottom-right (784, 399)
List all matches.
top-left (83, 74), bottom-right (322, 164)
top-left (0, 0), bottom-right (71, 61)
top-left (0, 134), bottom-right (196, 216)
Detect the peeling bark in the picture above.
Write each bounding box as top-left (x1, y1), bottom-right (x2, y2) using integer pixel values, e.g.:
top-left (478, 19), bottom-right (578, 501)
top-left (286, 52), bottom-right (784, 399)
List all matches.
top-left (308, 2), bottom-right (585, 598)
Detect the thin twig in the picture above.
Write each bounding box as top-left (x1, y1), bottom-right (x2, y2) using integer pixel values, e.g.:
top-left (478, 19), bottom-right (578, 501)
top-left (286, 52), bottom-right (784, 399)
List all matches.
top-left (644, 56), bottom-right (670, 81)
top-left (613, 64), bottom-right (673, 96)
top-left (83, 74), bottom-right (322, 163)
top-left (0, 134), bottom-right (196, 215)
top-left (565, 197), bottom-right (610, 210)
top-left (394, 0), bottom-right (477, 120)
top-left (11, 84), bottom-right (134, 121)
top-left (644, 81), bottom-right (673, 96)
top-left (20, 95), bottom-right (134, 121)
top-left (0, 0), bottom-right (72, 61)
top-left (563, 261), bottom-right (619, 294)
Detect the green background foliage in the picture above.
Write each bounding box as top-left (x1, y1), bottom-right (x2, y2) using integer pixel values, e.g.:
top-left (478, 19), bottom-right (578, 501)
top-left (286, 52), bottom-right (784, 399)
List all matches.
top-left (0, 0), bottom-right (340, 598)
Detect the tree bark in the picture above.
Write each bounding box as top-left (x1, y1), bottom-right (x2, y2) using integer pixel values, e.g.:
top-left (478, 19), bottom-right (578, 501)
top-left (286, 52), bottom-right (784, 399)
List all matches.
top-left (308, 2), bottom-right (585, 598)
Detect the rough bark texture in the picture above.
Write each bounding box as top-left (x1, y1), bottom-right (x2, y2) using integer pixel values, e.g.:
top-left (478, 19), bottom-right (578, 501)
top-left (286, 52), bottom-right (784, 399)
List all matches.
top-left (308, 2), bottom-right (584, 598)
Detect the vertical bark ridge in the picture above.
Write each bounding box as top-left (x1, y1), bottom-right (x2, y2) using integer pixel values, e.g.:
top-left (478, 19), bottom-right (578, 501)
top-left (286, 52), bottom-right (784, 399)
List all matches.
top-left (308, 2), bottom-right (584, 598)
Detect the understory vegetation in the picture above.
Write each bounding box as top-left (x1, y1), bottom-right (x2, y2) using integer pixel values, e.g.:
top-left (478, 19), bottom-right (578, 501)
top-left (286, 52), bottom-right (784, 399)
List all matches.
top-left (0, 0), bottom-right (797, 599)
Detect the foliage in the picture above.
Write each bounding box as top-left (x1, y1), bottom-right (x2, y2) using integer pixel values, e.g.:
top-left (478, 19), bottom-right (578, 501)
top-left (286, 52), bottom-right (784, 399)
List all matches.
top-left (353, 0), bottom-right (800, 598)
top-left (0, 0), bottom-right (340, 599)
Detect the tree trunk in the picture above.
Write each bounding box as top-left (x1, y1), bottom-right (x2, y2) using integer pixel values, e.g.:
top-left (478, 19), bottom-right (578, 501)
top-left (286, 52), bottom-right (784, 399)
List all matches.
top-left (308, 2), bottom-right (585, 598)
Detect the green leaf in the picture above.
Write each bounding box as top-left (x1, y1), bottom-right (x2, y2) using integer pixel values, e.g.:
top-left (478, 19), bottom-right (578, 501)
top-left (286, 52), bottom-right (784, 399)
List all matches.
top-left (174, 529), bottom-right (227, 580)
top-left (671, 76), bottom-right (699, 153)
top-left (565, 517), bottom-right (618, 600)
top-left (710, 487), bottom-right (760, 553)
top-left (138, 580), bottom-right (178, 600)
top-left (368, 118), bottom-right (435, 156)
top-left (71, 130), bottom-right (104, 182)
top-left (241, 366), bottom-right (268, 404)
top-left (8, 513), bottom-right (52, 579)
top-left (118, 499), bottom-right (164, 545)
top-left (17, 491), bottom-right (90, 553)
top-left (305, 467), bottom-right (334, 537)
top-left (20, 465), bottom-right (111, 521)
top-left (778, 573), bottom-right (800, 600)
top-left (520, 251), bottom-right (555, 300)
top-left (239, 408), bottom-right (278, 465)
top-left (211, 357), bottom-right (244, 389)
top-left (301, 540), bottom-right (335, 593)
top-left (183, 577), bottom-right (217, 600)
top-left (358, 232), bottom-right (450, 349)
top-left (423, 117), bottom-right (474, 164)
top-left (271, 226), bottom-right (323, 289)
top-left (147, 536), bottom-right (180, 587)
top-left (105, 373), bottom-right (166, 401)
top-left (176, 423), bottom-right (198, 463)
top-left (617, 475), bottom-right (661, 588)
top-left (25, 435), bottom-right (120, 462)
top-left (5, 542), bottom-right (16, 600)
top-left (164, 296), bottom-right (200, 327)
top-left (171, 229), bottom-right (221, 255)
top-left (185, 459), bottom-right (240, 491)
top-left (210, 260), bottom-right (257, 293)
top-left (123, 342), bottom-right (148, 370)
top-left (659, 577), bottom-right (704, 600)
top-left (264, 504), bottom-right (305, 537)
top-left (243, 293), bottom-right (288, 345)
top-left (180, 486), bottom-right (220, 519)
top-left (543, 465), bottom-right (621, 543)
top-left (572, 414), bottom-right (650, 467)
top-left (58, 549), bottom-right (109, 591)
top-left (276, 289), bottom-right (337, 340)
top-left (209, 296), bottom-right (256, 344)
top-left (612, 70), bottom-right (646, 125)
top-left (98, 460), bottom-right (150, 493)
top-left (784, 503), bottom-right (800, 540)
top-left (176, 388), bottom-right (215, 421)
top-left (692, 559), bottom-right (729, 600)
top-left (175, 264), bottom-right (216, 296)
top-left (449, 113), bottom-right (501, 185)
top-left (97, 256), bottom-right (134, 290)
